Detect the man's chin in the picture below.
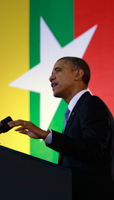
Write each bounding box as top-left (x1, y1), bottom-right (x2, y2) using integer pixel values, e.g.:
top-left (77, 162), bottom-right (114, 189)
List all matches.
top-left (53, 92), bottom-right (61, 98)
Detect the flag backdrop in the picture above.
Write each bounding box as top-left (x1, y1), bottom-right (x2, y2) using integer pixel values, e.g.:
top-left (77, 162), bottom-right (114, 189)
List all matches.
top-left (0, 0), bottom-right (114, 164)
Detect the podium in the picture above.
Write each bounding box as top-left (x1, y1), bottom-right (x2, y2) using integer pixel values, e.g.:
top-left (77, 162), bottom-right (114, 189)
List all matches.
top-left (0, 145), bottom-right (72, 200)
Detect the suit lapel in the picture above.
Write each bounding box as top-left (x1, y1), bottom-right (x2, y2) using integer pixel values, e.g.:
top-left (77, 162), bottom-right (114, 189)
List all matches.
top-left (64, 92), bottom-right (91, 134)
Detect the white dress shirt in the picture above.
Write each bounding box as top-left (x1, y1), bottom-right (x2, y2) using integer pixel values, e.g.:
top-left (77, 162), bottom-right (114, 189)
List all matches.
top-left (45, 89), bottom-right (89, 144)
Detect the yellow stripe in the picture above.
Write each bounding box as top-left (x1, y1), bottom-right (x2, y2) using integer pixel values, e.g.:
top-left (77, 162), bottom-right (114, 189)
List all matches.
top-left (0, 0), bottom-right (30, 154)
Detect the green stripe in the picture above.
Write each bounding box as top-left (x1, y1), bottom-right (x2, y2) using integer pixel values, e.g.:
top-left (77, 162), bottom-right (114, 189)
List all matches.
top-left (30, 0), bottom-right (73, 163)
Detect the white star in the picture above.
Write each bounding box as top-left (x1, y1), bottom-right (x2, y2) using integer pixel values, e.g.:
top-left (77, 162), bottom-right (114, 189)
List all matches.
top-left (9, 17), bottom-right (97, 130)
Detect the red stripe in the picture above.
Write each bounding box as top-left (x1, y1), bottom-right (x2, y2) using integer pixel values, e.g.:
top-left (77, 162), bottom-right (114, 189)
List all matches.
top-left (74, 0), bottom-right (114, 115)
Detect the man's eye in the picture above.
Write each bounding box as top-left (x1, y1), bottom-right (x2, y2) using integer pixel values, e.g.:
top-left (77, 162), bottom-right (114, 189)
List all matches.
top-left (56, 69), bottom-right (61, 72)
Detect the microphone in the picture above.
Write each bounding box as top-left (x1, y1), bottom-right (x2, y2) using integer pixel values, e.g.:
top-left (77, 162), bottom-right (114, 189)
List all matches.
top-left (0, 116), bottom-right (13, 134)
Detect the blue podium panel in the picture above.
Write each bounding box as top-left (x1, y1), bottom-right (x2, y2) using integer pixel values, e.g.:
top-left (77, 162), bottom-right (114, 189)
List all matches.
top-left (0, 146), bottom-right (72, 200)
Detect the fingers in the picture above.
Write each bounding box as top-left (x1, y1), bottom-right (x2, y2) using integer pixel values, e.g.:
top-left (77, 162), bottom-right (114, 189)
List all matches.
top-left (18, 130), bottom-right (28, 134)
top-left (8, 120), bottom-right (34, 136)
top-left (8, 120), bottom-right (27, 128)
top-left (8, 119), bottom-right (48, 139)
top-left (15, 126), bottom-right (27, 132)
top-left (8, 120), bottom-right (29, 134)
top-left (8, 119), bottom-right (39, 139)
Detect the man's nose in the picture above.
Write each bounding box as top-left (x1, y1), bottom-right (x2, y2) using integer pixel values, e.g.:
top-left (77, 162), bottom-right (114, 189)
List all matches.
top-left (49, 74), bottom-right (56, 82)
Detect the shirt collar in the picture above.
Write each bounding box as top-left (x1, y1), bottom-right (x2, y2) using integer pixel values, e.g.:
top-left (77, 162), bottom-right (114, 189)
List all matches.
top-left (68, 89), bottom-right (89, 113)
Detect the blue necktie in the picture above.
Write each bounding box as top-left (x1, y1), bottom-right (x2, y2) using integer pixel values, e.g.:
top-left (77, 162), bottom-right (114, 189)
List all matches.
top-left (63, 108), bottom-right (70, 131)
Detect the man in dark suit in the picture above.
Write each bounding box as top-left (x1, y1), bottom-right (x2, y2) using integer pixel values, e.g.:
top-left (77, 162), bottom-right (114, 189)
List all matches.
top-left (8, 57), bottom-right (114, 199)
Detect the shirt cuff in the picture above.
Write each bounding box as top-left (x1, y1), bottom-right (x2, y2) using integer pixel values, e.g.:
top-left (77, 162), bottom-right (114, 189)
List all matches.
top-left (44, 129), bottom-right (52, 144)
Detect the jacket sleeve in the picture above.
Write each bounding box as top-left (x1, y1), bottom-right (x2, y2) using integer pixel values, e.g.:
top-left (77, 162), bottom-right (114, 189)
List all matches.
top-left (46, 96), bottom-right (113, 163)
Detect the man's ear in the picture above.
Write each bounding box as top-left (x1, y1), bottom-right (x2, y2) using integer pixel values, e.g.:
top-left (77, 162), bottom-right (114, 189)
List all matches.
top-left (74, 69), bottom-right (84, 81)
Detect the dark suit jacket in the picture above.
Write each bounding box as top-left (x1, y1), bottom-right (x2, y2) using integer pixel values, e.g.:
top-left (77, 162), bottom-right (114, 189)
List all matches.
top-left (47, 92), bottom-right (114, 199)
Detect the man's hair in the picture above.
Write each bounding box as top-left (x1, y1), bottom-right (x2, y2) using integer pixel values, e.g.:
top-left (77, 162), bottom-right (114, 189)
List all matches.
top-left (57, 57), bottom-right (90, 85)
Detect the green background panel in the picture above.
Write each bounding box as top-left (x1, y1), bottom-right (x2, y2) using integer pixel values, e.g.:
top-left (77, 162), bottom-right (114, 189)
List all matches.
top-left (30, 0), bottom-right (73, 163)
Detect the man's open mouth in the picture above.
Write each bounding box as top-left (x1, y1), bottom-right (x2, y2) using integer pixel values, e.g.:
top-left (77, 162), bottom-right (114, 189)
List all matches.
top-left (51, 82), bottom-right (58, 88)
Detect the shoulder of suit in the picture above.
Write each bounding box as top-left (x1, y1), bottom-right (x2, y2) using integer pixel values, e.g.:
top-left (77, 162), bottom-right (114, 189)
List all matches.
top-left (84, 94), bottom-right (109, 109)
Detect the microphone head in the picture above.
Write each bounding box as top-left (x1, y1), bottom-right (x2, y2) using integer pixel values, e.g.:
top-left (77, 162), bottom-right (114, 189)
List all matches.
top-left (0, 116), bottom-right (13, 133)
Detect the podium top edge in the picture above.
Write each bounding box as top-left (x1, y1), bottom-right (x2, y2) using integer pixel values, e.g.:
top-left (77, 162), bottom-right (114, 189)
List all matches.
top-left (0, 145), bottom-right (71, 172)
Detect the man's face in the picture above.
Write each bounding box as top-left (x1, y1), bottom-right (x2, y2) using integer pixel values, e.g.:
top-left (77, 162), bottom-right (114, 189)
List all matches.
top-left (49, 59), bottom-right (77, 102)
